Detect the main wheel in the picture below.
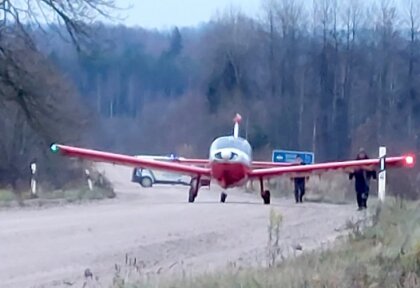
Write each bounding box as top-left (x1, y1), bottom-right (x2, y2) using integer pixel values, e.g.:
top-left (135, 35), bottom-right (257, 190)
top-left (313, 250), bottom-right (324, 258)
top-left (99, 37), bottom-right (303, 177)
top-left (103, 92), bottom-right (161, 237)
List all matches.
top-left (188, 178), bottom-right (199, 203)
top-left (188, 187), bottom-right (196, 203)
top-left (220, 192), bottom-right (227, 203)
top-left (140, 177), bottom-right (153, 188)
top-left (262, 190), bottom-right (270, 205)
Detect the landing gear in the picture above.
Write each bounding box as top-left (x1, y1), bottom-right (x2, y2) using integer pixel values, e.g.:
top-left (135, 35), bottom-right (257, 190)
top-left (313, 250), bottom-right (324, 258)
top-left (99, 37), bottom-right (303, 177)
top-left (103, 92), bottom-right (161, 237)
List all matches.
top-left (220, 192), bottom-right (227, 203)
top-left (261, 190), bottom-right (270, 205)
top-left (188, 176), bottom-right (200, 203)
top-left (188, 187), bottom-right (196, 202)
top-left (259, 178), bottom-right (271, 205)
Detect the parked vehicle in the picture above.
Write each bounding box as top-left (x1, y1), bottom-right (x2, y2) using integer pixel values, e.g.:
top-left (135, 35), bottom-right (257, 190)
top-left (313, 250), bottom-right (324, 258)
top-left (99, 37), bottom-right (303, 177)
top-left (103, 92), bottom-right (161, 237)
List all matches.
top-left (131, 155), bottom-right (210, 188)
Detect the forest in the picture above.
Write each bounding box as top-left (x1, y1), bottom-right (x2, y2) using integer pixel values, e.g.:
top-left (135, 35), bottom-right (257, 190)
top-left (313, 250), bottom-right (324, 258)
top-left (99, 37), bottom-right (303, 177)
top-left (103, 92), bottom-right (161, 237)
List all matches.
top-left (0, 0), bottom-right (419, 191)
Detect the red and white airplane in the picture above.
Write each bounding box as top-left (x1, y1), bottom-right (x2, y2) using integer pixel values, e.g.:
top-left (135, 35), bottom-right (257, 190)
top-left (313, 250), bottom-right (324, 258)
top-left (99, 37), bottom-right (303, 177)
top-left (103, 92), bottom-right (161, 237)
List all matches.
top-left (50, 114), bottom-right (415, 204)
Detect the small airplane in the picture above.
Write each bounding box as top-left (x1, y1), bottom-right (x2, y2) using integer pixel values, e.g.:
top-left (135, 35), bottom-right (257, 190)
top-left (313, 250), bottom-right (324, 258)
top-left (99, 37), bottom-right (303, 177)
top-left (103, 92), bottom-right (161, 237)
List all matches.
top-left (50, 113), bottom-right (415, 204)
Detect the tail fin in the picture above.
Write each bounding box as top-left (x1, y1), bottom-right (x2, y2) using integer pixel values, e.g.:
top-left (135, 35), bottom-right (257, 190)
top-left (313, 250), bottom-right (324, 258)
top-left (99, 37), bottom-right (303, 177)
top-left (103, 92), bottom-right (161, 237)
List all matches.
top-left (233, 113), bottom-right (242, 138)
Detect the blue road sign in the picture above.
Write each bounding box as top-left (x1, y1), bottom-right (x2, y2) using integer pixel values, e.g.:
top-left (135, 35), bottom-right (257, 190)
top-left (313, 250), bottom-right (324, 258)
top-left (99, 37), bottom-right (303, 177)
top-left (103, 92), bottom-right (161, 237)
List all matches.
top-left (272, 149), bottom-right (315, 164)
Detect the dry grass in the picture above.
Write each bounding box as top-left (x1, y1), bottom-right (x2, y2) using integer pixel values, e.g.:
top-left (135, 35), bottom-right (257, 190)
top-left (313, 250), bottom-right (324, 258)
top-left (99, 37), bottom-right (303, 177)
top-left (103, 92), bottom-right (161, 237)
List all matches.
top-left (0, 189), bottom-right (16, 203)
top-left (111, 199), bottom-right (420, 288)
top-left (0, 169), bottom-right (115, 207)
top-left (39, 186), bottom-right (115, 202)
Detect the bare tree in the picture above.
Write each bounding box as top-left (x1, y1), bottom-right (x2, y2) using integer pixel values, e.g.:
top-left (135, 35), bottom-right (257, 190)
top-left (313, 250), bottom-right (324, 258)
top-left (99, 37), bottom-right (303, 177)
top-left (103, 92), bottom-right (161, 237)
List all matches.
top-left (374, 0), bottom-right (399, 142)
top-left (261, 0), bottom-right (278, 99)
top-left (403, 0), bottom-right (420, 138)
top-left (0, 0), bottom-right (117, 119)
top-left (0, 1), bottom-right (116, 47)
top-left (312, 0), bottom-right (336, 160)
top-left (203, 8), bottom-right (259, 113)
top-left (276, 0), bottom-right (305, 148)
top-left (341, 0), bottom-right (363, 126)
top-left (330, 0), bottom-right (364, 158)
top-left (260, 0), bottom-right (307, 149)
top-left (0, 0), bottom-right (116, 188)
top-left (0, 38), bottom-right (93, 188)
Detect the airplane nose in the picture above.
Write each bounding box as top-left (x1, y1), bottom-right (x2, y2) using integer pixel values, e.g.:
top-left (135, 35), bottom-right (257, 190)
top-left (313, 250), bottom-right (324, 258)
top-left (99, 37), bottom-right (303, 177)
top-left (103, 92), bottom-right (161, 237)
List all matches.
top-left (221, 150), bottom-right (231, 160)
top-left (215, 150), bottom-right (238, 160)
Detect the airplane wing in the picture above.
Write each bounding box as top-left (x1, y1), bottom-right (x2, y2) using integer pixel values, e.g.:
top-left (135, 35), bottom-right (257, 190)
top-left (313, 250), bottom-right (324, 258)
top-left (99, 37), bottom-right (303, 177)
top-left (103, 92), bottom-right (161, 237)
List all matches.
top-left (50, 144), bottom-right (211, 176)
top-left (248, 155), bottom-right (415, 179)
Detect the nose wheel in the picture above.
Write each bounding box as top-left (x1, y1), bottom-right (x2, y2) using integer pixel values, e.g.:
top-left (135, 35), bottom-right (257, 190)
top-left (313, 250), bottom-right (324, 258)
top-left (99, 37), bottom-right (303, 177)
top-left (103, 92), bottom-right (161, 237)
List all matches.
top-left (220, 192), bottom-right (227, 203)
top-left (188, 186), bottom-right (197, 203)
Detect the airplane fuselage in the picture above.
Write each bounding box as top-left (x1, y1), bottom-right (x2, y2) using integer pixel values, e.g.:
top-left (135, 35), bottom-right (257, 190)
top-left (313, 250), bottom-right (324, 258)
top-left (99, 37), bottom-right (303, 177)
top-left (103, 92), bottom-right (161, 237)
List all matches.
top-left (208, 136), bottom-right (252, 188)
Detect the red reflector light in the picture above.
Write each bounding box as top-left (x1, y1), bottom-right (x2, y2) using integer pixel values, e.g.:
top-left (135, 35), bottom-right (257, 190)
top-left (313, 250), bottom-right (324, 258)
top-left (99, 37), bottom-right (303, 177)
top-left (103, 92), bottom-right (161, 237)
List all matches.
top-left (405, 155), bottom-right (415, 166)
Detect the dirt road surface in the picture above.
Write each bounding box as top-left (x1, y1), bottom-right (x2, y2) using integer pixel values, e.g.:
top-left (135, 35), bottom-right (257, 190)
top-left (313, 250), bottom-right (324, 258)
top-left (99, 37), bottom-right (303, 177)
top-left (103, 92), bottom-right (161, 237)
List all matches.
top-left (0, 164), bottom-right (362, 287)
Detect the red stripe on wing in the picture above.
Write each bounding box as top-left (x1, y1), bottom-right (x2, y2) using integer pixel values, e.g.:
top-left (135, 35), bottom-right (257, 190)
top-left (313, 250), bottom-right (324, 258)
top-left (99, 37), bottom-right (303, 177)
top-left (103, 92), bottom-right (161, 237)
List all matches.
top-left (251, 161), bottom-right (297, 168)
top-left (248, 156), bottom-right (414, 178)
top-left (54, 144), bottom-right (211, 176)
top-left (170, 158), bottom-right (209, 166)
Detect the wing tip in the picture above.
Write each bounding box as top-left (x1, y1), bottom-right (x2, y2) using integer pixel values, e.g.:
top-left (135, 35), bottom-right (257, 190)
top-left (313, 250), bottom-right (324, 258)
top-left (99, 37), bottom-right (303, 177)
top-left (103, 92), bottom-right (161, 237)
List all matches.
top-left (404, 154), bottom-right (415, 167)
top-left (50, 143), bottom-right (60, 153)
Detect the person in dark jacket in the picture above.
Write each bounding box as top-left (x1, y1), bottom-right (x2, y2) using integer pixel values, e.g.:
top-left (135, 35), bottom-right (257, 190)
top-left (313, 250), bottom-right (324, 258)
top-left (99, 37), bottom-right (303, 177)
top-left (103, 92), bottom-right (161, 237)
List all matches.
top-left (349, 149), bottom-right (377, 210)
top-left (293, 156), bottom-right (307, 203)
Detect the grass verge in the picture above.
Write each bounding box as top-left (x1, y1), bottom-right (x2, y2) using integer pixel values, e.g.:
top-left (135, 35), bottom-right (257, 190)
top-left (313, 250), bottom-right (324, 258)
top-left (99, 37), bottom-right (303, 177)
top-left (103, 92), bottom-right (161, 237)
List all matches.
top-left (111, 199), bottom-right (420, 288)
top-left (0, 189), bottom-right (16, 203)
top-left (0, 186), bottom-right (116, 208)
top-left (0, 170), bottom-right (115, 208)
top-left (39, 186), bottom-right (116, 202)
top-left (247, 172), bottom-right (361, 205)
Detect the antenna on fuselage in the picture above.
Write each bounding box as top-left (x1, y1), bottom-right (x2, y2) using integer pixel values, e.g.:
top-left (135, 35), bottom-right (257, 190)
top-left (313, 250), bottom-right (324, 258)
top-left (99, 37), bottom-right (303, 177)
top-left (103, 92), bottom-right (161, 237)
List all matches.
top-left (233, 113), bottom-right (242, 138)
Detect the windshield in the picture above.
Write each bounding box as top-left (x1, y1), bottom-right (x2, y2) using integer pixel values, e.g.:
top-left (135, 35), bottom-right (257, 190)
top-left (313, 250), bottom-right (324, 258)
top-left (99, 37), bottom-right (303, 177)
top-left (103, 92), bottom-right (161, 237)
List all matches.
top-left (210, 136), bottom-right (252, 156)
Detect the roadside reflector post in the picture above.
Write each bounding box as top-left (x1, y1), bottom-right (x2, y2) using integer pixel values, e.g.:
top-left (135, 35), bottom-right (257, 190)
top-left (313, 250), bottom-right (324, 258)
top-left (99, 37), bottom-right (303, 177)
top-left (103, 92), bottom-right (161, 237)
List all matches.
top-left (30, 161), bottom-right (37, 198)
top-left (378, 146), bottom-right (386, 202)
top-left (85, 169), bottom-right (93, 191)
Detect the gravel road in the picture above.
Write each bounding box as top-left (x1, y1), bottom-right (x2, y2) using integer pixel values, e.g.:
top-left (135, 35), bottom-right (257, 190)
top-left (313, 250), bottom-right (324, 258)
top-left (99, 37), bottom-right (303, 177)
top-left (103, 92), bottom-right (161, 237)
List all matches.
top-left (0, 164), bottom-right (361, 287)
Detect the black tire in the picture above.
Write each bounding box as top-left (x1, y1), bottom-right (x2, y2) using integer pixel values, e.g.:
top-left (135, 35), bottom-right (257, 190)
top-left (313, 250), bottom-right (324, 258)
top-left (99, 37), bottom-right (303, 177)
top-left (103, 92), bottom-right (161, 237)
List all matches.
top-left (132, 168), bottom-right (142, 183)
top-left (262, 190), bottom-right (270, 205)
top-left (140, 177), bottom-right (153, 188)
top-left (188, 177), bottom-right (201, 203)
top-left (188, 186), bottom-right (196, 203)
top-left (220, 192), bottom-right (227, 203)
top-left (131, 169), bottom-right (137, 182)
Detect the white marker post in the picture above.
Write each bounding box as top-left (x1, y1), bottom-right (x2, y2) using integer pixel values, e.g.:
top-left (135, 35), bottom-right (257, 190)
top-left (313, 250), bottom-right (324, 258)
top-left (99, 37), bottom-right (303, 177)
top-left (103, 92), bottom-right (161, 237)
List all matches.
top-left (85, 169), bottom-right (93, 191)
top-left (378, 146), bottom-right (387, 202)
top-left (30, 161), bottom-right (37, 198)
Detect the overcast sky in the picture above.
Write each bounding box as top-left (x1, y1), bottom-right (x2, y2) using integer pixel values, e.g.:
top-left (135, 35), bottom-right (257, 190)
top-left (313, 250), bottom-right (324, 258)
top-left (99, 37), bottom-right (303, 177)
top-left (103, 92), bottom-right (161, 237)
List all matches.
top-left (114, 0), bottom-right (262, 29)
top-left (111, 0), bottom-right (409, 30)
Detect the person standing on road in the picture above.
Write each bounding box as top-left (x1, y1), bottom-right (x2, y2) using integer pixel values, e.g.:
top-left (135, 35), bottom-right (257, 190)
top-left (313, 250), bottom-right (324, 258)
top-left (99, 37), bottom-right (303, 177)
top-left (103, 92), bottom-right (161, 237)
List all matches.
top-left (349, 148), bottom-right (377, 210)
top-left (293, 156), bottom-right (307, 203)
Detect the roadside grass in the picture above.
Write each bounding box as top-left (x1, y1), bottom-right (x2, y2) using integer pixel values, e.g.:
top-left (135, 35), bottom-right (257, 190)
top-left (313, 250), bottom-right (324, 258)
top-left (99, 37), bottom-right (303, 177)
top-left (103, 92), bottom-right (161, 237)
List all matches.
top-left (40, 185), bottom-right (116, 202)
top-left (0, 186), bottom-right (116, 208)
top-left (0, 189), bottom-right (16, 203)
top-left (0, 170), bottom-right (115, 207)
top-left (247, 172), bottom-right (356, 205)
top-left (110, 199), bottom-right (420, 288)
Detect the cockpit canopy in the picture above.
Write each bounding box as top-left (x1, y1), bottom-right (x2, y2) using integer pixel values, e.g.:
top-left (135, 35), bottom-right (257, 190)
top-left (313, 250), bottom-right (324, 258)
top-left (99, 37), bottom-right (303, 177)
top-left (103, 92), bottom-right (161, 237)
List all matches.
top-left (210, 136), bottom-right (252, 157)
